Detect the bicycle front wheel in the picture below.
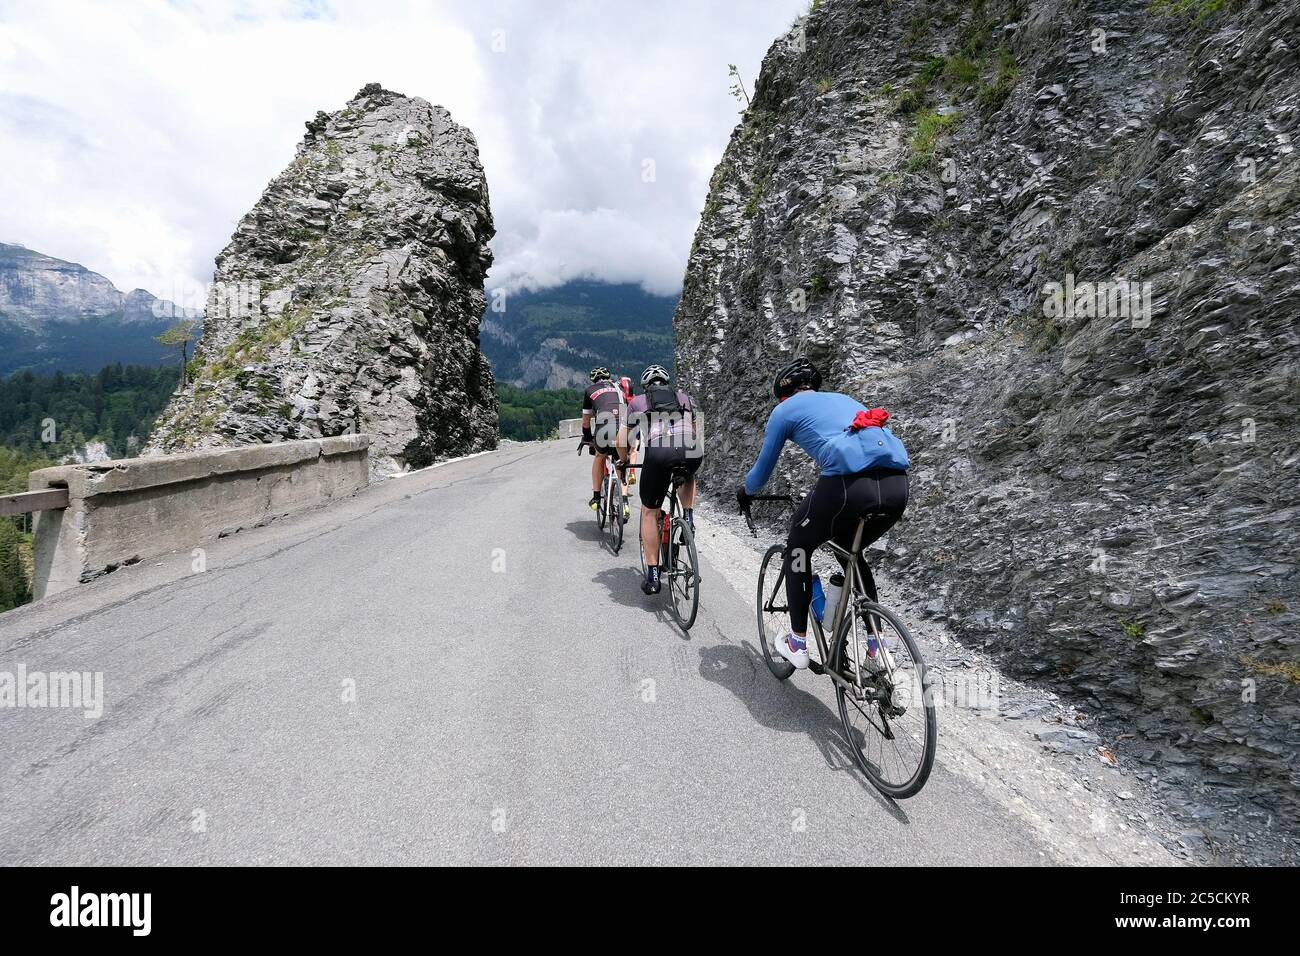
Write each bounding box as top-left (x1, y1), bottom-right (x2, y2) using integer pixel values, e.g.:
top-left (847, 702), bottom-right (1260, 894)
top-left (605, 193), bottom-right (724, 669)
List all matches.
top-left (755, 544), bottom-right (795, 681)
top-left (638, 502), bottom-right (649, 577)
top-left (667, 515), bottom-right (699, 629)
top-left (835, 601), bottom-right (936, 799)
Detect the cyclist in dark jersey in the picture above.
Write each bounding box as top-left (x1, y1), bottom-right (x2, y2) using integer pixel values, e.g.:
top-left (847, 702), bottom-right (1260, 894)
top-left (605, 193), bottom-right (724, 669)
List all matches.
top-left (582, 367), bottom-right (629, 519)
top-left (622, 364), bottom-right (704, 594)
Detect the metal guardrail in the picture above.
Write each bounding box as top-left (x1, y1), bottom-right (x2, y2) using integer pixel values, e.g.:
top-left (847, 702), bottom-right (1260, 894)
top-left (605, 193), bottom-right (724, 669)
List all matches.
top-left (0, 488), bottom-right (70, 518)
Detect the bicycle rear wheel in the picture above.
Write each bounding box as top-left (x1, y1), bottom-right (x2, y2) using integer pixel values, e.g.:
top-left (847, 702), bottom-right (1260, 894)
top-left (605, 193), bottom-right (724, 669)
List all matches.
top-left (755, 544), bottom-right (795, 681)
top-left (667, 510), bottom-right (699, 629)
top-left (605, 475), bottom-right (624, 554)
top-left (835, 601), bottom-right (936, 798)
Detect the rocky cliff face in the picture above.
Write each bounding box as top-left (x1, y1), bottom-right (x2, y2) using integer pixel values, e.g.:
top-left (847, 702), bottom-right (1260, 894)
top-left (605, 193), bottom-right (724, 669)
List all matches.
top-left (676, 0), bottom-right (1299, 843)
top-left (146, 84), bottom-right (497, 474)
top-left (0, 243), bottom-right (188, 329)
top-left (1, 243), bottom-right (120, 330)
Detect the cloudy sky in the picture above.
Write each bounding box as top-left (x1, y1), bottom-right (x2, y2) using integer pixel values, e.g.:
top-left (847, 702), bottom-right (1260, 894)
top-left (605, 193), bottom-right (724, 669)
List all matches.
top-left (0, 0), bottom-right (806, 306)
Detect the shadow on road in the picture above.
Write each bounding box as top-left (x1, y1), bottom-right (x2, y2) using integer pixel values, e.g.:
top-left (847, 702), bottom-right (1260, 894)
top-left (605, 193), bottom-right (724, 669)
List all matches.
top-left (564, 518), bottom-right (604, 545)
top-left (589, 565), bottom-right (688, 638)
top-left (697, 640), bottom-right (908, 822)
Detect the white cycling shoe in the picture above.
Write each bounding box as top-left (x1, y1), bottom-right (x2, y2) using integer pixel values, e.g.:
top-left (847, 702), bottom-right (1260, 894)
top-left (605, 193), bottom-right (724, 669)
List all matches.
top-left (776, 632), bottom-right (811, 670)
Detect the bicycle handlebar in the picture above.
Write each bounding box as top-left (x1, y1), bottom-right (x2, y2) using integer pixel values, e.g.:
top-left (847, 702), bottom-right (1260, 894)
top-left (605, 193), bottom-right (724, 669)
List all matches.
top-left (739, 493), bottom-right (798, 537)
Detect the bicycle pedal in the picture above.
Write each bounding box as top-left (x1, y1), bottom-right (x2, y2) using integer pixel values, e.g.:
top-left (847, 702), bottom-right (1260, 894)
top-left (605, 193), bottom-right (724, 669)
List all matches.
top-left (807, 659), bottom-right (825, 675)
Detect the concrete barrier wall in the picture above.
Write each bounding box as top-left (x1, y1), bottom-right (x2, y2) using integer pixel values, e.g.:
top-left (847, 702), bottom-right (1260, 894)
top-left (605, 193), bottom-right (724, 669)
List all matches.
top-left (557, 418), bottom-right (583, 439)
top-left (28, 435), bottom-right (370, 600)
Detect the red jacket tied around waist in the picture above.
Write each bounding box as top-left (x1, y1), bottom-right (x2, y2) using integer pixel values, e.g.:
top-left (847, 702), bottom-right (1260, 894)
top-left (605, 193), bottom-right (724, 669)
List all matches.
top-left (849, 408), bottom-right (889, 432)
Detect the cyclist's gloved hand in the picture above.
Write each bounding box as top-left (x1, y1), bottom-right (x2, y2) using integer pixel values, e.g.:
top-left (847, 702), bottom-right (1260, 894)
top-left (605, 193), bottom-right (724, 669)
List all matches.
top-left (736, 485), bottom-right (753, 511)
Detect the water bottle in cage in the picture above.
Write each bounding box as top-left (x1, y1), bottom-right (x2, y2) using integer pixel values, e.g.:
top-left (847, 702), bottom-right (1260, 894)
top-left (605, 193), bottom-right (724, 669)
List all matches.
top-left (811, 575), bottom-right (826, 623)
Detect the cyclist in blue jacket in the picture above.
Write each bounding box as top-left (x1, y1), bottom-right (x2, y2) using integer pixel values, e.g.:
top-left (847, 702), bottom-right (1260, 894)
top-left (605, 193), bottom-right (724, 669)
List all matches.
top-left (737, 358), bottom-right (909, 669)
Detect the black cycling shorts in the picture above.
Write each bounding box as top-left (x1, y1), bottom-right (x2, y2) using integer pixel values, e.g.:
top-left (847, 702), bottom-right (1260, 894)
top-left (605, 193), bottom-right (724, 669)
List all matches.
top-left (591, 435), bottom-right (619, 457)
top-left (588, 413), bottom-right (620, 457)
top-left (639, 445), bottom-right (701, 509)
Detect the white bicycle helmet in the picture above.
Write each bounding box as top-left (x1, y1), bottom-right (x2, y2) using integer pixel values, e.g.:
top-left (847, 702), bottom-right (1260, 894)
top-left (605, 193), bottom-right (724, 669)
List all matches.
top-left (640, 364), bottom-right (670, 387)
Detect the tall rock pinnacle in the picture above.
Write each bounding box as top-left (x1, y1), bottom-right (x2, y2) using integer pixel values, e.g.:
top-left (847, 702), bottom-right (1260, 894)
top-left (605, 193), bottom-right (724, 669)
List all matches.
top-left (147, 83), bottom-right (498, 474)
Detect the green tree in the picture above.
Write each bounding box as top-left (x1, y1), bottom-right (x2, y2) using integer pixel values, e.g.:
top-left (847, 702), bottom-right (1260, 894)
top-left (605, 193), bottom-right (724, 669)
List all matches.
top-left (496, 385), bottom-right (584, 441)
top-left (0, 519), bottom-right (29, 612)
top-left (155, 320), bottom-right (197, 388)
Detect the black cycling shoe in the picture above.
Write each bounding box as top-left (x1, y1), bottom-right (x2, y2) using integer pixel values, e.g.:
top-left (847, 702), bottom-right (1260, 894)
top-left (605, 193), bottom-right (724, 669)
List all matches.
top-left (641, 569), bottom-right (662, 595)
top-left (588, 493), bottom-right (600, 511)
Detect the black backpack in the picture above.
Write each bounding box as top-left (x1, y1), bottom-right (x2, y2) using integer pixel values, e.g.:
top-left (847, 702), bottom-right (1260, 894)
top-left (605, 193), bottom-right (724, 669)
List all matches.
top-left (645, 385), bottom-right (684, 414)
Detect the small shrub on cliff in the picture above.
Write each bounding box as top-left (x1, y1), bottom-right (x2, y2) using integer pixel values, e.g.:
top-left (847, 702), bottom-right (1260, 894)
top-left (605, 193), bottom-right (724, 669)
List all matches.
top-left (1241, 656), bottom-right (1300, 685)
top-left (907, 109), bottom-right (959, 169)
top-left (895, 88), bottom-right (926, 115)
top-left (942, 53), bottom-right (981, 94)
top-left (744, 175), bottom-right (767, 218)
top-left (902, 14), bottom-right (928, 47)
top-left (1150, 0), bottom-right (1230, 21)
top-left (977, 47), bottom-right (1019, 115)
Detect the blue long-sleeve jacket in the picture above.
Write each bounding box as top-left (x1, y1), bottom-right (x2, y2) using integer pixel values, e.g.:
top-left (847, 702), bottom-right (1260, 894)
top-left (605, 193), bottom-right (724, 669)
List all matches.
top-left (743, 390), bottom-right (909, 494)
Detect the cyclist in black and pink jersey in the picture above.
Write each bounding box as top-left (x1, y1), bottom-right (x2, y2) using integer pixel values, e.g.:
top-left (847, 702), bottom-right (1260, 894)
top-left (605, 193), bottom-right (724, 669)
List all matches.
top-left (581, 367), bottom-right (629, 519)
top-left (621, 365), bottom-right (704, 595)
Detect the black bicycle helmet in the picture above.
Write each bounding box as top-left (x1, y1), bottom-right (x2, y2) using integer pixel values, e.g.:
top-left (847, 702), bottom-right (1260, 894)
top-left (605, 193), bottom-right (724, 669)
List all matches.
top-left (772, 357), bottom-right (822, 399)
top-left (589, 366), bottom-right (611, 382)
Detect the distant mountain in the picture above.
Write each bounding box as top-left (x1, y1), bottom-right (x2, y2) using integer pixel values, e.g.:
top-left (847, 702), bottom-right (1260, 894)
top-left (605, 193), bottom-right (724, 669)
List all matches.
top-left (0, 243), bottom-right (201, 376)
top-left (480, 280), bottom-right (676, 389)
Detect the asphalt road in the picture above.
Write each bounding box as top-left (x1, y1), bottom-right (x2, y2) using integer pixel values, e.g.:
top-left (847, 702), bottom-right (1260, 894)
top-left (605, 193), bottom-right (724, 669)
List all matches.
top-left (0, 440), bottom-right (1050, 864)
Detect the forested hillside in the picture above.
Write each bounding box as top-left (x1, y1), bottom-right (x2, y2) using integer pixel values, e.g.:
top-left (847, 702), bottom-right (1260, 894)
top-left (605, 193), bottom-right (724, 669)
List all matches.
top-left (0, 363), bottom-right (180, 612)
top-left (1, 364), bottom-right (179, 459)
top-left (481, 281), bottom-right (675, 389)
top-left (497, 384), bottom-right (584, 441)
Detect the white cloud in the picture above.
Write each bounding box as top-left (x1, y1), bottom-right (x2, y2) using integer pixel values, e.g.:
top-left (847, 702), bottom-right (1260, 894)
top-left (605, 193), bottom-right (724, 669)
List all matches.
top-left (0, 0), bottom-right (805, 298)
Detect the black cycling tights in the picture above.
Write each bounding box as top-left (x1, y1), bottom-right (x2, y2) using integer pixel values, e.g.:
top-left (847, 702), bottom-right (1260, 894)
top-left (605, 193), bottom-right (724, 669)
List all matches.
top-left (783, 469), bottom-right (908, 634)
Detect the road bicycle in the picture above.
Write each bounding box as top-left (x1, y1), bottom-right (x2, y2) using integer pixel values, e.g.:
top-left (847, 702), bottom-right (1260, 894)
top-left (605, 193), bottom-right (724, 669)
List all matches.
top-left (633, 462), bottom-right (700, 630)
top-left (579, 439), bottom-right (628, 554)
top-left (742, 494), bottom-right (936, 799)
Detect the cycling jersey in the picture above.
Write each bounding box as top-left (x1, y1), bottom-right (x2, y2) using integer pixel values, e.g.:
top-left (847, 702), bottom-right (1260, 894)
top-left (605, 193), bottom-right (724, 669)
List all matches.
top-left (584, 379), bottom-right (624, 416)
top-left (583, 379), bottom-right (625, 454)
top-left (743, 390), bottom-right (908, 494)
top-left (627, 388), bottom-right (698, 450)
